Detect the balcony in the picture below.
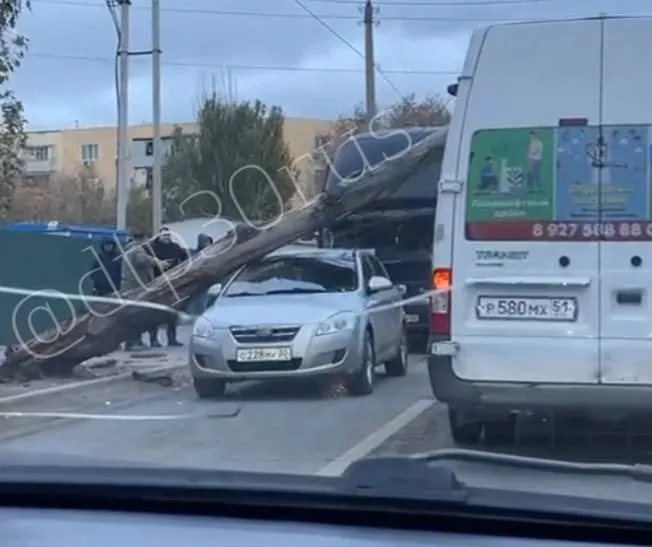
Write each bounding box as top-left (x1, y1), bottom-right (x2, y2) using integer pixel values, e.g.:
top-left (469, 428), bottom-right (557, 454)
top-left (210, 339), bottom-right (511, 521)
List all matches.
top-left (24, 157), bottom-right (57, 174)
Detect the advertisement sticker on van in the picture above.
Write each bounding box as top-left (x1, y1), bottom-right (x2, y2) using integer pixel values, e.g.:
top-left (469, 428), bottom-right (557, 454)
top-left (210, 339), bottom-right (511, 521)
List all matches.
top-left (464, 125), bottom-right (652, 241)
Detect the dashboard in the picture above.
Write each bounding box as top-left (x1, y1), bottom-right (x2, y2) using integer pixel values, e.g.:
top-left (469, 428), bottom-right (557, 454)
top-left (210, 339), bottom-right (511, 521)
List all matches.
top-left (2, 508), bottom-right (634, 547)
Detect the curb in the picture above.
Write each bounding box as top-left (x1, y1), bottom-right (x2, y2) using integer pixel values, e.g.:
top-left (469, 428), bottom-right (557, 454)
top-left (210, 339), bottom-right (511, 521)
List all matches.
top-left (0, 361), bottom-right (188, 406)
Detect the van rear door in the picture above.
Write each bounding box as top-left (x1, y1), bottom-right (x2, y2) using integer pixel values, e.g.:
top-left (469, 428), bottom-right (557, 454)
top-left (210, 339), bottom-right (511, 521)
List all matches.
top-left (450, 20), bottom-right (602, 384)
top-left (599, 18), bottom-right (652, 384)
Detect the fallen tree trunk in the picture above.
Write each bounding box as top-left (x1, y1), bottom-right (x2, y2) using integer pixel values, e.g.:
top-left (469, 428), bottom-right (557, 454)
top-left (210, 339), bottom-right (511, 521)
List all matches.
top-left (1, 128), bottom-right (447, 380)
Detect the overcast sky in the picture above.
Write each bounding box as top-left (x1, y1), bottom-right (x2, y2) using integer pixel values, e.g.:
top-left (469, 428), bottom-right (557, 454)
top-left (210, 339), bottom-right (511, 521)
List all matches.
top-left (11, 0), bottom-right (649, 130)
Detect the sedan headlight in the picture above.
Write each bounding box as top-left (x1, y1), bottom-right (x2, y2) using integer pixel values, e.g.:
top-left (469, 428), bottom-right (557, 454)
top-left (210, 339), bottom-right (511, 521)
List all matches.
top-left (192, 316), bottom-right (215, 338)
top-left (315, 311), bottom-right (357, 336)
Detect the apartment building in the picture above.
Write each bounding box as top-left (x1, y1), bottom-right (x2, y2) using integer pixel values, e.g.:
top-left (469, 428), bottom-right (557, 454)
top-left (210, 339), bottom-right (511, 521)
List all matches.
top-left (22, 117), bottom-right (335, 191)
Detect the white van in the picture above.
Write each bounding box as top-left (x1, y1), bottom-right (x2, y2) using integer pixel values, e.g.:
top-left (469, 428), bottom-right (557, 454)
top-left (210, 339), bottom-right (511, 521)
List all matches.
top-left (429, 16), bottom-right (652, 444)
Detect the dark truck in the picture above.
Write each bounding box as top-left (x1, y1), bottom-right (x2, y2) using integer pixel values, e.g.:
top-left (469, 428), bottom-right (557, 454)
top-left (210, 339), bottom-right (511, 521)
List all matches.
top-left (317, 126), bottom-right (445, 349)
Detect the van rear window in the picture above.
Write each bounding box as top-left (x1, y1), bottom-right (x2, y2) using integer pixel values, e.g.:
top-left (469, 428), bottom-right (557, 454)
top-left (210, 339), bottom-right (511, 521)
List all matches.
top-left (465, 125), bottom-right (652, 241)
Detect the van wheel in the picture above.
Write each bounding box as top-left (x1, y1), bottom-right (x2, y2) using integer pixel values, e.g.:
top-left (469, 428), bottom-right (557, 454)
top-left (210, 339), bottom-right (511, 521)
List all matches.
top-left (348, 331), bottom-right (375, 396)
top-left (193, 377), bottom-right (227, 399)
top-left (385, 327), bottom-right (408, 377)
top-left (448, 407), bottom-right (482, 445)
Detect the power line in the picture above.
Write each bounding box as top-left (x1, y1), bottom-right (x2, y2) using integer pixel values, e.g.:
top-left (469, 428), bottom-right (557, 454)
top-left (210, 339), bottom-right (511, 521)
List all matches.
top-left (308, 0), bottom-right (560, 5)
top-left (27, 51), bottom-right (459, 74)
top-left (29, 0), bottom-right (572, 22)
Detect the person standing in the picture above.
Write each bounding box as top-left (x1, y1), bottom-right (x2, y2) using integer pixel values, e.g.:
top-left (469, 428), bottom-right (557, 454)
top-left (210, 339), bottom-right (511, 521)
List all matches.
top-left (146, 226), bottom-right (189, 347)
top-left (121, 231), bottom-right (170, 350)
top-left (89, 237), bottom-right (122, 297)
top-left (187, 233), bottom-right (214, 315)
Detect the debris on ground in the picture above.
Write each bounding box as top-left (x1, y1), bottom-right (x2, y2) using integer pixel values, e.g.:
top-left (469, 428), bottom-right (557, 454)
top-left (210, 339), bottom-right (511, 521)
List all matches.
top-left (72, 357), bottom-right (120, 379)
top-left (131, 369), bottom-right (174, 388)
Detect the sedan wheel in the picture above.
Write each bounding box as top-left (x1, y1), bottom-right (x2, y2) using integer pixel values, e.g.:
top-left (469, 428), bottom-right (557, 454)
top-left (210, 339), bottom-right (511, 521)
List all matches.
top-left (348, 332), bottom-right (375, 396)
top-left (385, 328), bottom-right (408, 377)
top-left (193, 377), bottom-right (227, 399)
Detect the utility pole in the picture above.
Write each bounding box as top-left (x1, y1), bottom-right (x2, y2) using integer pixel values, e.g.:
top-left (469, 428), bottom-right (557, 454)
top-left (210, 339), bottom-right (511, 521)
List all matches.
top-left (116, 0), bottom-right (131, 231)
top-left (151, 0), bottom-right (162, 234)
top-left (363, 0), bottom-right (377, 123)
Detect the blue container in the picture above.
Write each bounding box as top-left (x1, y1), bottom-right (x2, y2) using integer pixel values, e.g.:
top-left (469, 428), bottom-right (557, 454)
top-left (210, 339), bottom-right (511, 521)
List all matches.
top-left (1, 221), bottom-right (129, 243)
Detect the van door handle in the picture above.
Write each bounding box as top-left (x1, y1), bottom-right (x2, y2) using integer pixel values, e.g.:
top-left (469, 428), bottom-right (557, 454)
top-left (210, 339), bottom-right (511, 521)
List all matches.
top-left (466, 276), bottom-right (591, 288)
top-left (616, 290), bottom-right (643, 305)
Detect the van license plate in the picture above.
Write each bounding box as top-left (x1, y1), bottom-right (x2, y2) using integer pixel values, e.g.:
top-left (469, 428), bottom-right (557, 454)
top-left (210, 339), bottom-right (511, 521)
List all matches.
top-left (405, 314), bottom-right (420, 323)
top-left (476, 296), bottom-right (577, 321)
top-left (236, 347), bottom-right (292, 362)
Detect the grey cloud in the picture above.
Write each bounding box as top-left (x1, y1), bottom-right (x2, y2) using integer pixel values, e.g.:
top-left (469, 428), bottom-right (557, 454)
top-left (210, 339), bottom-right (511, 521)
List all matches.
top-left (11, 0), bottom-right (652, 129)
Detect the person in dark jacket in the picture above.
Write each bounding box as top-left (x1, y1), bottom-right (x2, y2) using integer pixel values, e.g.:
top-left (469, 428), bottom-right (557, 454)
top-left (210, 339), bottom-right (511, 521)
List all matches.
top-left (186, 233), bottom-right (215, 315)
top-left (89, 237), bottom-right (122, 296)
top-left (194, 233), bottom-right (213, 255)
top-left (146, 226), bottom-right (190, 347)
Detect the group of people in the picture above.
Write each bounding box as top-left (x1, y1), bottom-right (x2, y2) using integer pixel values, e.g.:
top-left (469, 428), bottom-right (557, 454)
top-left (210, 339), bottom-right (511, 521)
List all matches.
top-left (89, 227), bottom-right (214, 350)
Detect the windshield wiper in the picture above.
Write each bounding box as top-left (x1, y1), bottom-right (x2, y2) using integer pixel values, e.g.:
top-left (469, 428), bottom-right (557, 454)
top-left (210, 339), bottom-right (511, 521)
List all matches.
top-left (408, 448), bottom-right (652, 481)
top-left (346, 448), bottom-right (652, 498)
top-left (224, 292), bottom-right (261, 297)
top-left (263, 288), bottom-right (327, 295)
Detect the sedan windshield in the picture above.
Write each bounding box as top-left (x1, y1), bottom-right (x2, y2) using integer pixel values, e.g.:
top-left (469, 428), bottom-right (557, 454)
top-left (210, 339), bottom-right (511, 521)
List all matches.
top-left (224, 255), bottom-right (358, 297)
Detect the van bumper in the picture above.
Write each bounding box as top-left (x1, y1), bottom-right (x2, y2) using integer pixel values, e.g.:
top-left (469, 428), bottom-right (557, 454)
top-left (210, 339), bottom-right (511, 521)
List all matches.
top-left (428, 354), bottom-right (652, 413)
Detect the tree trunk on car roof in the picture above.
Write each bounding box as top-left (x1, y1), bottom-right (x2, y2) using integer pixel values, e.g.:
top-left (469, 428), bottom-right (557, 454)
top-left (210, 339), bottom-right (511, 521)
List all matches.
top-left (0, 129), bottom-right (447, 381)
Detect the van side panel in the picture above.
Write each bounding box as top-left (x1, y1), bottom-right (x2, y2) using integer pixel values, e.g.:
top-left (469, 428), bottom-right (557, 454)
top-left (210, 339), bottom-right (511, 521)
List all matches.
top-left (600, 18), bottom-right (652, 384)
top-left (433, 30), bottom-right (486, 276)
top-left (450, 20), bottom-right (601, 383)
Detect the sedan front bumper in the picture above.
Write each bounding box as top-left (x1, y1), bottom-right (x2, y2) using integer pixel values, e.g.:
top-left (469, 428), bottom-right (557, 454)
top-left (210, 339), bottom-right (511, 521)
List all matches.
top-left (189, 323), bottom-right (364, 381)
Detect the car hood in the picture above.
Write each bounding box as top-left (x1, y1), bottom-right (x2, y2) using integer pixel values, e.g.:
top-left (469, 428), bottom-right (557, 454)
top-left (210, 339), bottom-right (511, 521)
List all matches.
top-left (205, 292), bottom-right (360, 327)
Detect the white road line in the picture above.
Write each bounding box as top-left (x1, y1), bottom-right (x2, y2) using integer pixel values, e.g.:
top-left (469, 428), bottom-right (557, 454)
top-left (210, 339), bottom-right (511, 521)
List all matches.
top-left (0, 362), bottom-right (186, 404)
top-left (315, 398), bottom-right (434, 477)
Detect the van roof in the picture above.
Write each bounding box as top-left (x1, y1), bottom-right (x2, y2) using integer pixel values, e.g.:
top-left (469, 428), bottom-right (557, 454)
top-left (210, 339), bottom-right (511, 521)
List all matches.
top-left (476, 14), bottom-right (652, 33)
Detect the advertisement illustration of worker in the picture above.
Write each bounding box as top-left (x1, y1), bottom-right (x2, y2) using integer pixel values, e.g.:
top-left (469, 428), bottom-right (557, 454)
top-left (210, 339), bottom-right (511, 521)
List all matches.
top-left (526, 130), bottom-right (543, 192)
top-left (467, 127), bottom-right (554, 223)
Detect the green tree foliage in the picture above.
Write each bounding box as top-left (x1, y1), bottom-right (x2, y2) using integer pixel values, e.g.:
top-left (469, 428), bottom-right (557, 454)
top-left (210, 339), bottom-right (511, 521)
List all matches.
top-left (162, 94), bottom-right (299, 227)
top-left (0, 0), bottom-right (30, 217)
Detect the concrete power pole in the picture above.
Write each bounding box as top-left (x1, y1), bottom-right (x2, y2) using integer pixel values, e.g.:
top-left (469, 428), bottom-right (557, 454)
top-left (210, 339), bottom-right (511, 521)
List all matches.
top-left (363, 0), bottom-right (377, 123)
top-left (116, 0), bottom-right (130, 231)
top-left (151, 0), bottom-right (162, 234)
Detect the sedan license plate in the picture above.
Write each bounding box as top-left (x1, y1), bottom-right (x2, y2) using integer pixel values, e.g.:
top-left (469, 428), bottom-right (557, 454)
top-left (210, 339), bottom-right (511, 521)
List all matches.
top-left (236, 347), bottom-right (292, 362)
top-left (405, 314), bottom-right (420, 323)
top-left (476, 296), bottom-right (577, 321)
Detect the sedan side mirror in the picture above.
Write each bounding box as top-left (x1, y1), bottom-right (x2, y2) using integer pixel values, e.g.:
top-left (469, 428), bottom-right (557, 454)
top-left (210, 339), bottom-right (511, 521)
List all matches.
top-left (397, 284), bottom-right (407, 297)
top-left (207, 283), bottom-right (222, 297)
top-left (368, 275), bottom-right (392, 293)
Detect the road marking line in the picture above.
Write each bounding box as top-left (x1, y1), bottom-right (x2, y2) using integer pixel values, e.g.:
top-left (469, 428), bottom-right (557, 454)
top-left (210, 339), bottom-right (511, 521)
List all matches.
top-left (315, 398), bottom-right (434, 477)
top-left (0, 362), bottom-right (187, 404)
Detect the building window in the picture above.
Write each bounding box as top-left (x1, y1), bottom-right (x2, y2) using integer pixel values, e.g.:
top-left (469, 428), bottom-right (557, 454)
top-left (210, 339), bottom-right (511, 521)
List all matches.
top-left (81, 143), bottom-right (99, 162)
top-left (24, 145), bottom-right (51, 161)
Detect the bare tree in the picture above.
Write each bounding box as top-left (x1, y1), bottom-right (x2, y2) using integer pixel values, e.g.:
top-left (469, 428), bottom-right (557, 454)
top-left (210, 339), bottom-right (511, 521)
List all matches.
top-left (9, 169), bottom-right (115, 224)
top-left (126, 184), bottom-right (152, 235)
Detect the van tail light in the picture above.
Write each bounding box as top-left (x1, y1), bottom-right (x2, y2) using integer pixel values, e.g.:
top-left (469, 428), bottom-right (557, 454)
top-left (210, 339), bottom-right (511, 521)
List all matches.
top-left (430, 268), bottom-right (451, 336)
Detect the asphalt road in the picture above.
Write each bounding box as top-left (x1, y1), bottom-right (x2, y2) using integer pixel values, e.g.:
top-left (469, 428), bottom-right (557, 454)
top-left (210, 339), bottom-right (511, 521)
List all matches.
top-left (0, 352), bottom-right (439, 475)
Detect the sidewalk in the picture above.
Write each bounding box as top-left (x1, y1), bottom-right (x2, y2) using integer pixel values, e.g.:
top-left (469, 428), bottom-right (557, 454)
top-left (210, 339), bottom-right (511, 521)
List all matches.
top-left (0, 326), bottom-right (191, 399)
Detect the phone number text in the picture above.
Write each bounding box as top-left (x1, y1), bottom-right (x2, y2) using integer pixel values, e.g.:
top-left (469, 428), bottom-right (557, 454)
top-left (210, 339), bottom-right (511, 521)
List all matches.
top-left (533, 222), bottom-right (652, 240)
